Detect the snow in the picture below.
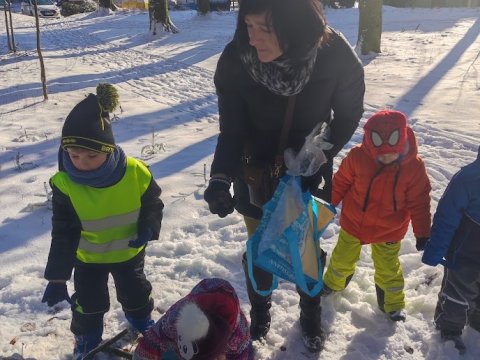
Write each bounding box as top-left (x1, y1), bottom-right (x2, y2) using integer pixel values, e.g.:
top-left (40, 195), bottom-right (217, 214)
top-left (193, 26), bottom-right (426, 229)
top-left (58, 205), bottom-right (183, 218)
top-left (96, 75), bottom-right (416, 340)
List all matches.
top-left (1, 4), bottom-right (479, 360)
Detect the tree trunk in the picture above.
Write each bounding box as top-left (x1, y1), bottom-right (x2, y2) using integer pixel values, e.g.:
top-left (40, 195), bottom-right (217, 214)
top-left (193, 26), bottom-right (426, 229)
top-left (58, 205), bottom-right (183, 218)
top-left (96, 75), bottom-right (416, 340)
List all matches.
top-left (197, 0), bottom-right (210, 14)
top-left (149, 0), bottom-right (178, 35)
top-left (33, 0), bottom-right (49, 100)
top-left (3, 6), bottom-right (12, 51)
top-left (7, 0), bottom-right (16, 52)
top-left (99, 0), bottom-right (116, 11)
top-left (358, 0), bottom-right (383, 55)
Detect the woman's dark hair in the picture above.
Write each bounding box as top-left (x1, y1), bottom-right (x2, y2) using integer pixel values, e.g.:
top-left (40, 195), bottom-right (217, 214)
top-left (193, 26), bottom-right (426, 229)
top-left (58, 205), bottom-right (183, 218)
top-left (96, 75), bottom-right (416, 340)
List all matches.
top-left (236, 0), bottom-right (329, 61)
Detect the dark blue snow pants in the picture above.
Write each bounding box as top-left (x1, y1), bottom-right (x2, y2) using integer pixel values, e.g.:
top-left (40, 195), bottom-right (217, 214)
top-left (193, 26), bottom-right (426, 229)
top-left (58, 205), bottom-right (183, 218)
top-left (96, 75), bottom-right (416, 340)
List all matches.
top-left (434, 264), bottom-right (480, 335)
top-left (70, 251), bottom-right (153, 335)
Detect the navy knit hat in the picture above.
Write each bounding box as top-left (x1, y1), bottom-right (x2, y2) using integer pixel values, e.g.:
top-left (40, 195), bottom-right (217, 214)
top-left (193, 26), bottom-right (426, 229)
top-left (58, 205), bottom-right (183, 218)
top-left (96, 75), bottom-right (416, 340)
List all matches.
top-left (62, 85), bottom-right (118, 154)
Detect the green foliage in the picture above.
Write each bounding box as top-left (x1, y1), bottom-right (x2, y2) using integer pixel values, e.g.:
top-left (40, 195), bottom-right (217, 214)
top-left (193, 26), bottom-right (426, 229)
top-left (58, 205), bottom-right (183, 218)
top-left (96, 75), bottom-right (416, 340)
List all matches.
top-left (96, 83), bottom-right (119, 113)
top-left (197, 0), bottom-right (210, 14)
top-left (61, 1), bottom-right (96, 17)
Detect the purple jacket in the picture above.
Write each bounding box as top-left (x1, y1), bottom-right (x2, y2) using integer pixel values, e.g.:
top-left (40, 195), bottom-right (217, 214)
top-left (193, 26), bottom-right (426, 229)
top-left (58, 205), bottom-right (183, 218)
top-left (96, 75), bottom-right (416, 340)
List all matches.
top-left (133, 278), bottom-right (254, 360)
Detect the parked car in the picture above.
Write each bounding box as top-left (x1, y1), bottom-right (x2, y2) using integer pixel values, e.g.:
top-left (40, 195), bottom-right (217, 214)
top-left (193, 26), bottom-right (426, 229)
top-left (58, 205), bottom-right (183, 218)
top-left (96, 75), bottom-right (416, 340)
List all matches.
top-left (21, 0), bottom-right (60, 17)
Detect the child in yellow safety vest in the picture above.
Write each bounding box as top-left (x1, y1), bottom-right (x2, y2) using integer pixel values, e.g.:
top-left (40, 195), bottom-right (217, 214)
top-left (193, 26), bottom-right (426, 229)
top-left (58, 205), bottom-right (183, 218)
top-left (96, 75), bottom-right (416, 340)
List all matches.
top-left (41, 84), bottom-right (164, 360)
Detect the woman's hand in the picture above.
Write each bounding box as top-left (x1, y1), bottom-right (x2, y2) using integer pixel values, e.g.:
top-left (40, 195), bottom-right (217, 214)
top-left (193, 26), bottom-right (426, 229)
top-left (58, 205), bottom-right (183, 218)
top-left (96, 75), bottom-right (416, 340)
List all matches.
top-left (204, 176), bottom-right (236, 218)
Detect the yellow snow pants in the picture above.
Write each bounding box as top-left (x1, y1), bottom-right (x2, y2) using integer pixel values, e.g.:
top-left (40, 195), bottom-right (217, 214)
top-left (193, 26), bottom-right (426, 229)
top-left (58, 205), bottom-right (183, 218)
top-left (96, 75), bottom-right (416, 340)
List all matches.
top-left (323, 229), bottom-right (405, 313)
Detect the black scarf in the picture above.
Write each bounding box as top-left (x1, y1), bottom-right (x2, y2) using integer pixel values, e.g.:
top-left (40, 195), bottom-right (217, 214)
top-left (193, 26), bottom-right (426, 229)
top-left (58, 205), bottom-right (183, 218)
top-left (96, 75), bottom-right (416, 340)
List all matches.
top-left (240, 46), bottom-right (317, 96)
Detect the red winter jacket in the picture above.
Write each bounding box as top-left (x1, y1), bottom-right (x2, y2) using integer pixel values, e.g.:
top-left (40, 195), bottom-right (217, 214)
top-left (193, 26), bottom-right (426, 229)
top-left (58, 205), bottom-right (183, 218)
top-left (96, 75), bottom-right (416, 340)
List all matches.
top-left (332, 128), bottom-right (431, 244)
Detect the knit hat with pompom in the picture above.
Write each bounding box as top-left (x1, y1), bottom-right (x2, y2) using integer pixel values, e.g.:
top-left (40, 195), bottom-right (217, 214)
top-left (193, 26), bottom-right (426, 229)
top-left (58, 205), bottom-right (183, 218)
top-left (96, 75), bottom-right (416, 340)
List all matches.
top-left (175, 293), bottom-right (236, 360)
top-left (61, 83), bottom-right (119, 154)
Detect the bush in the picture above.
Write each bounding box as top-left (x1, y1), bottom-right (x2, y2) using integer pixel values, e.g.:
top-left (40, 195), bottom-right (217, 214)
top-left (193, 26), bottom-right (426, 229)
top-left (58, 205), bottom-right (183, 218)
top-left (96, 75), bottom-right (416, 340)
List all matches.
top-left (61, 0), bottom-right (97, 16)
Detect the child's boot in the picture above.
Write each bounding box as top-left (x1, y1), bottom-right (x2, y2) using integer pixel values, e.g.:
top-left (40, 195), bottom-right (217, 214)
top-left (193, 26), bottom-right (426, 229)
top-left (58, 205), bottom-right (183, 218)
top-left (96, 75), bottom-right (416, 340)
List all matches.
top-left (320, 284), bottom-right (334, 297)
top-left (72, 329), bottom-right (102, 360)
top-left (388, 310), bottom-right (406, 322)
top-left (299, 291), bottom-right (325, 353)
top-left (441, 330), bottom-right (466, 355)
top-left (126, 314), bottom-right (155, 335)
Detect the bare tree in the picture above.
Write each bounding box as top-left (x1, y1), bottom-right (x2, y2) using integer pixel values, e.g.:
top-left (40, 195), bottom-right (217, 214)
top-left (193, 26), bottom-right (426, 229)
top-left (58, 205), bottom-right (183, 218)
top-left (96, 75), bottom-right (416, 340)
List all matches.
top-left (149, 0), bottom-right (178, 35)
top-left (98, 0), bottom-right (117, 12)
top-left (5, 0), bottom-right (16, 52)
top-left (33, 0), bottom-right (48, 100)
top-left (3, 5), bottom-right (13, 51)
top-left (197, 0), bottom-right (210, 14)
top-left (357, 0), bottom-right (383, 55)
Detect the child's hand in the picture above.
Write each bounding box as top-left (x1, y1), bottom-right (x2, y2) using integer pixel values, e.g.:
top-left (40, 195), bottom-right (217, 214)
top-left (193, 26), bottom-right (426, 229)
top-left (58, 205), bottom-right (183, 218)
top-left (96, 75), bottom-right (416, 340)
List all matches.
top-left (415, 237), bottom-right (429, 251)
top-left (128, 227), bottom-right (153, 248)
top-left (41, 282), bottom-right (71, 307)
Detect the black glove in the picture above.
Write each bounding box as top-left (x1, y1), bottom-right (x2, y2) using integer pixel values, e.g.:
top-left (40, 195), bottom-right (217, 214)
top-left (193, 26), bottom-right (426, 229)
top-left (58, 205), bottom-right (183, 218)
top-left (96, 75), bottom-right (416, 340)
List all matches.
top-left (128, 227), bottom-right (153, 248)
top-left (301, 160), bottom-right (333, 202)
top-left (416, 237), bottom-right (429, 251)
top-left (301, 173), bottom-right (321, 193)
top-left (41, 282), bottom-right (71, 307)
top-left (204, 177), bottom-right (235, 218)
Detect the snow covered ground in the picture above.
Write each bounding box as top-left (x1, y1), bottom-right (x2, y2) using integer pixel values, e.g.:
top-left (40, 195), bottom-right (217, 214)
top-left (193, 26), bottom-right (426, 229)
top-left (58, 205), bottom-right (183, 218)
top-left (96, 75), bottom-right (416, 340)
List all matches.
top-left (0, 5), bottom-right (479, 360)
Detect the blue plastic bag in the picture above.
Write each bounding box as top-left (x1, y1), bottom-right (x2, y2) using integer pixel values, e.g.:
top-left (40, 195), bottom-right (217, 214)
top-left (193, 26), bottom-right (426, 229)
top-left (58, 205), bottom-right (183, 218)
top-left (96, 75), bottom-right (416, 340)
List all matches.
top-left (246, 175), bottom-right (336, 297)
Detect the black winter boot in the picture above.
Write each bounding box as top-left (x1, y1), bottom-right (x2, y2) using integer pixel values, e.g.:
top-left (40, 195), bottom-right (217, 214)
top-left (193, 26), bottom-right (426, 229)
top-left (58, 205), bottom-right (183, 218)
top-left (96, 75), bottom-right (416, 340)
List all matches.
top-left (299, 290), bottom-right (325, 353)
top-left (243, 253), bottom-right (273, 341)
top-left (250, 307), bottom-right (271, 341)
top-left (441, 330), bottom-right (466, 355)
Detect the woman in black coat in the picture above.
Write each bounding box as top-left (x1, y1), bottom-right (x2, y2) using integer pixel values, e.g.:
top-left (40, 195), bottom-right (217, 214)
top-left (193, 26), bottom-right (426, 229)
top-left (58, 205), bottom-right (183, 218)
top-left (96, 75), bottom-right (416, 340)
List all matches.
top-left (204, 0), bottom-right (365, 353)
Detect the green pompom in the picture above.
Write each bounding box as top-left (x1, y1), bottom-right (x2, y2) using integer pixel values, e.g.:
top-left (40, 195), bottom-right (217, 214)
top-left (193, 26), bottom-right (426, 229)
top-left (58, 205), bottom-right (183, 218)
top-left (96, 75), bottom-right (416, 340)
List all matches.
top-left (96, 83), bottom-right (119, 113)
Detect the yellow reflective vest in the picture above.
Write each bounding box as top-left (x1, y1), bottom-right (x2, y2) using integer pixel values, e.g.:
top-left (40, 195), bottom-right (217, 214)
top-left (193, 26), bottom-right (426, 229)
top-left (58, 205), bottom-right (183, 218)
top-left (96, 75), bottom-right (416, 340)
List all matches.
top-left (51, 157), bottom-right (152, 264)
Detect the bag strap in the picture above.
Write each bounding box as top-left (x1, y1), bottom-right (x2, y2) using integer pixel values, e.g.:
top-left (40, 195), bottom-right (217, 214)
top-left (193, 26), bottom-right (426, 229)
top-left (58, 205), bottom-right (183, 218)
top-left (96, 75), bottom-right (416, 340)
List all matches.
top-left (246, 238), bottom-right (278, 296)
top-left (243, 95), bottom-right (297, 170)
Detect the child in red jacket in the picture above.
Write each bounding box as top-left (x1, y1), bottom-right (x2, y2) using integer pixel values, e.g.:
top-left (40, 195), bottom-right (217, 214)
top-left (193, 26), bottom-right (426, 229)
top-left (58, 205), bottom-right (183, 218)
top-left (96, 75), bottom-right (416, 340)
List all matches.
top-left (322, 110), bottom-right (431, 322)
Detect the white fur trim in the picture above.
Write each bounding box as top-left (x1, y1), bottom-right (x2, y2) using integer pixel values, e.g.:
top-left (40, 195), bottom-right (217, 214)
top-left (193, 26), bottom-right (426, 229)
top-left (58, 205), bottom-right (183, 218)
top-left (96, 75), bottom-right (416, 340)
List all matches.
top-left (176, 302), bottom-right (209, 341)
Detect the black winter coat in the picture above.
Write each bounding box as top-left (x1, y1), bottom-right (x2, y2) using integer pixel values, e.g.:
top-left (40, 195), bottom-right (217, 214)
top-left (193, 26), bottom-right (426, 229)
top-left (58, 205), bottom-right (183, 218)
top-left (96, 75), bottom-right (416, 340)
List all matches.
top-left (44, 172), bottom-right (164, 281)
top-left (211, 28), bottom-right (365, 218)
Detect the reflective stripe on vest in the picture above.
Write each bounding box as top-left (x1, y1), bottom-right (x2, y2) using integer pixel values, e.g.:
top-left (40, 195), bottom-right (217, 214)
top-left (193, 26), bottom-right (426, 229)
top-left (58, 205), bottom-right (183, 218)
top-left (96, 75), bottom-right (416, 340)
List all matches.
top-left (51, 157), bottom-right (152, 264)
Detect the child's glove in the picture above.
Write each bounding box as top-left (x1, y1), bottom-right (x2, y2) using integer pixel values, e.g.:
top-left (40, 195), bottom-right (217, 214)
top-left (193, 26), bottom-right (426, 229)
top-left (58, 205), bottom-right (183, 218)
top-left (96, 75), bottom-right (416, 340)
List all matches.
top-left (41, 282), bottom-right (71, 307)
top-left (204, 177), bottom-right (235, 218)
top-left (421, 250), bottom-right (442, 267)
top-left (128, 227), bottom-right (153, 248)
top-left (415, 237), bottom-right (429, 251)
